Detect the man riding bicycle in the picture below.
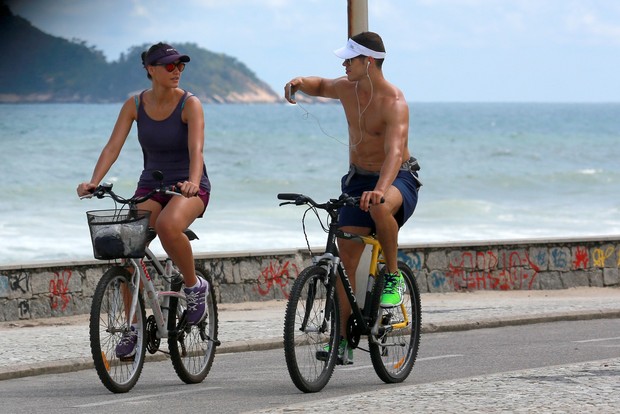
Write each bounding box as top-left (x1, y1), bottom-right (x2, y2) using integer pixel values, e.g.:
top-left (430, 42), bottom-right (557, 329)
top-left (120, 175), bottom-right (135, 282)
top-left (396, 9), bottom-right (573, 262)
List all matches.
top-left (285, 32), bottom-right (421, 364)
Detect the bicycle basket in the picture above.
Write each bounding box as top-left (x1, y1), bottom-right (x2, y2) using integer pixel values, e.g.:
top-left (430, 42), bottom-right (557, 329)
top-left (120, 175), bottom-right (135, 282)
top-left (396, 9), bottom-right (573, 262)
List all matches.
top-left (86, 209), bottom-right (151, 260)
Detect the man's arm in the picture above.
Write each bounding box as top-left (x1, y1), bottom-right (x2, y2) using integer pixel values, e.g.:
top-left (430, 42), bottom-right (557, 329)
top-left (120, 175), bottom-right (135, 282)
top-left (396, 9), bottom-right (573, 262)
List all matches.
top-left (284, 76), bottom-right (343, 103)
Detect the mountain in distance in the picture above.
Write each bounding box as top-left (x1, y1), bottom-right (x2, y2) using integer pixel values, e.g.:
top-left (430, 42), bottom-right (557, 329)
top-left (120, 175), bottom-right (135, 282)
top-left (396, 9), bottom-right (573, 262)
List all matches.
top-left (0, 4), bottom-right (280, 104)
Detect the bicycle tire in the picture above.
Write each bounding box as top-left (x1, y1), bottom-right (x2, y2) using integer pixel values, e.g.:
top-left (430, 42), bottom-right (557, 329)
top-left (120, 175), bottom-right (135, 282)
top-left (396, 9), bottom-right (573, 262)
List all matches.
top-left (283, 265), bottom-right (340, 393)
top-left (168, 270), bottom-right (218, 384)
top-left (368, 261), bottom-right (422, 383)
top-left (89, 266), bottom-right (147, 393)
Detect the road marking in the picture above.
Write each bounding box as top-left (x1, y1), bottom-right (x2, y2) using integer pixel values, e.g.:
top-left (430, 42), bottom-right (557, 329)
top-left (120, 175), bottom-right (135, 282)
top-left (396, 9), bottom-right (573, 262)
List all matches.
top-left (340, 354), bottom-right (463, 371)
top-left (572, 336), bottom-right (620, 343)
top-left (418, 354), bottom-right (463, 361)
top-left (73, 387), bottom-right (222, 408)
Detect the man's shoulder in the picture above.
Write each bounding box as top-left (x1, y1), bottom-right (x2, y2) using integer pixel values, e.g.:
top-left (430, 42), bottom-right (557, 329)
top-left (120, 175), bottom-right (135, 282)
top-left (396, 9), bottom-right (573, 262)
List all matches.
top-left (333, 76), bottom-right (356, 91)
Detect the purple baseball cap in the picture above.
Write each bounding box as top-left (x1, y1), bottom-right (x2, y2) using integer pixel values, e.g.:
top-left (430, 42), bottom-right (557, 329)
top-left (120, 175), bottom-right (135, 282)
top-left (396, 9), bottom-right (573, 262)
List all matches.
top-left (145, 44), bottom-right (190, 66)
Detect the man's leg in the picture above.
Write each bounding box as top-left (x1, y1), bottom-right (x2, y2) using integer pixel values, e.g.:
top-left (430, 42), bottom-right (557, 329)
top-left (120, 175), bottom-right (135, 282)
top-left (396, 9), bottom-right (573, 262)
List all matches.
top-left (337, 226), bottom-right (371, 337)
top-left (370, 185), bottom-right (403, 274)
top-left (370, 185), bottom-right (407, 307)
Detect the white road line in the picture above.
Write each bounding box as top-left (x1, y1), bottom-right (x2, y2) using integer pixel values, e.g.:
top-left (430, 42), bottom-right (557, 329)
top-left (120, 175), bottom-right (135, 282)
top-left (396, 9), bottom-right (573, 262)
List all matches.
top-left (73, 387), bottom-right (222, 408)
top-left (418, 354), bottom-right (464, 361)
top-left (341, 354), bottom-right (464, 371)
top-left (572, 336), bottom-right (620, 343)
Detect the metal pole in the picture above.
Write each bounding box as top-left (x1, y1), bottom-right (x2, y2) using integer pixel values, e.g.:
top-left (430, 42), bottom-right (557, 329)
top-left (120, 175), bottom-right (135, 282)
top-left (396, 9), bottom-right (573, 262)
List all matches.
top-left (348, 0), bottom-right (368, 38)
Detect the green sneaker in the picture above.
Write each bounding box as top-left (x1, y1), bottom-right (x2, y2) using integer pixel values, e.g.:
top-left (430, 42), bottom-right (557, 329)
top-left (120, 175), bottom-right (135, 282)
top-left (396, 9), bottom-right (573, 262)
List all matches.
top-left (380, 271), bottom-right (406, 308)
top-left (316, 338), bottom-right (353, 365)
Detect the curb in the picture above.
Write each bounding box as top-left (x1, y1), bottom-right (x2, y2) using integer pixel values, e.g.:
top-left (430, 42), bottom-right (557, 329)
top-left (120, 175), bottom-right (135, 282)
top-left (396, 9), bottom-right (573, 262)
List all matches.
top-left (1, 310), bottom-right (619, 382)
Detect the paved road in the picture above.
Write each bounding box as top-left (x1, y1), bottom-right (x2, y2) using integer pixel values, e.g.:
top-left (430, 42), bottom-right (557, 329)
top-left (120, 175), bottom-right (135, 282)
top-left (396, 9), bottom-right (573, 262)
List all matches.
top-left (0, 319), bottom-right (619, 413)
top-left (1, 287), bottom-right (619, 412)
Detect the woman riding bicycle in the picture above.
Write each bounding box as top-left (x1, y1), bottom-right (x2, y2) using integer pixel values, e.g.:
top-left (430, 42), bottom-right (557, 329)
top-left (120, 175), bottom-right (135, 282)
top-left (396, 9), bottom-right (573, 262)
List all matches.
top-left (76, 42), bottom-right (211, 358)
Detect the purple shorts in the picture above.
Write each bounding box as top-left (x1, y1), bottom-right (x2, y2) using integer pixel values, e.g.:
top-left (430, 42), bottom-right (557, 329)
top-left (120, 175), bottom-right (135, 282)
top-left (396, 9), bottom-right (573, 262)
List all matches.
top-left (134, 187), bottom-right (210, 217)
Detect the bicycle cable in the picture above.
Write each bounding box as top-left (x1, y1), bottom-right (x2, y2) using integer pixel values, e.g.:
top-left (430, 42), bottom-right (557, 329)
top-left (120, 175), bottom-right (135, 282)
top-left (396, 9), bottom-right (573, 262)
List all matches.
top-left (293, 70), bottom-right (374, 149)
top-left (294, 100), bottom-right (348, 147)
top-left (301, 205), bottom-right (331, 256)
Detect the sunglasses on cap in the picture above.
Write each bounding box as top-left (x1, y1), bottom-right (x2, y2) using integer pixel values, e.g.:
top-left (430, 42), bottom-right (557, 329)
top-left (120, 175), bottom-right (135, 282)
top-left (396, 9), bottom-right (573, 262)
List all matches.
top-left (153, 62), bottom-right (186, 72)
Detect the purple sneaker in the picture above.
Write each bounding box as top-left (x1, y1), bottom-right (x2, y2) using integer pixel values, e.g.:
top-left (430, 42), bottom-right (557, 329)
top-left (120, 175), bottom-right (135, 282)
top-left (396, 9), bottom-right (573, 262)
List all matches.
top-left (115, 326), bottom-right (137, 359)
top-left (184, 277), bottom-right (208, 325)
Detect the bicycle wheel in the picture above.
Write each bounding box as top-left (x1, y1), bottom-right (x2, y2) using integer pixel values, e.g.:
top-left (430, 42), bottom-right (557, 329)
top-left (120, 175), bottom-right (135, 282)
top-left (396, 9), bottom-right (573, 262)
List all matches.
top-left (90, 266), bottom-right (147, 393)
top-left (168, 270), bottom-right (218, 384)
top-left (368, 261), bottom-right (422, 383)
top-left (283, 265), bottom-right (340, 393)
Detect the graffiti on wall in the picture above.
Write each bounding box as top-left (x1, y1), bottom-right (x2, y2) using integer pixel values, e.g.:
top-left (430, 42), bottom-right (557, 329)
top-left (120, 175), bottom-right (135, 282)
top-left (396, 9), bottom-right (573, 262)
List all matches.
top-left (255, 260), bottom-right (298, 298)
top-left (9, 272), bottom-right (29, 294)
top-left (592, 246), bottom-right (616, 268)
top-left (436, 250), bottom-right (541, 291)
top-left (398, 251), bottom-right (422, 271)
top-left (18, 300), bottom-right (30, 319)
top-left (572, 246), bottom-right (589, 269)
top-left (49, 270), bottom-right (72, 311)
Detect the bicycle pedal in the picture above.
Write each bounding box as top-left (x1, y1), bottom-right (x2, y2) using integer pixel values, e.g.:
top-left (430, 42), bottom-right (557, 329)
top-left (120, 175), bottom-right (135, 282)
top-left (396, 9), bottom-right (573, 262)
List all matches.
top-left (336, 357), bottom-right (353, 366)
top-left (315, 351), bottom-right (329, 362)
top-left (118, 355), bottom-right (136, 362)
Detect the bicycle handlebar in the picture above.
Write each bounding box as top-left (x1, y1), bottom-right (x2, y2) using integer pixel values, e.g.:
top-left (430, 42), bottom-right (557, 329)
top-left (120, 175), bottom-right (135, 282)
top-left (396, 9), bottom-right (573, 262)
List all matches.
top-left (89, 184), bottom-right (180, 205)
top-left (80, 170), bottom-right (182, 205)
top-left (277, 192), bottom-right (361, 211)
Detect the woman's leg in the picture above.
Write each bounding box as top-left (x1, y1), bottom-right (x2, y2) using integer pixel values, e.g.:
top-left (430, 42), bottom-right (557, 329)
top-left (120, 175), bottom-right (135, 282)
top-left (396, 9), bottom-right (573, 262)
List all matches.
top-left (155, 196), bottom-right (205, 286)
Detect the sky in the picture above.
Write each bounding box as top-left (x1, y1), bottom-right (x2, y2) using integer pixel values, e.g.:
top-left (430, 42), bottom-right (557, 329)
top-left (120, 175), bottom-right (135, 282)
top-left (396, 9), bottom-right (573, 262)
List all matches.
top-left (5, 0), bottom-right (620, 102)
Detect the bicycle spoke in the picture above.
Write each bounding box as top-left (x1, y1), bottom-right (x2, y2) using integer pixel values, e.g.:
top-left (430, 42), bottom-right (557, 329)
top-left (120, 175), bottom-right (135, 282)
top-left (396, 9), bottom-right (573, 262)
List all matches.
top-left (168, 271), bottom-right (218, 384)
top-left (369, 263), bottom-right (421, 383)
top-left (284, 266), bottom-right (339, 393)
top-left (90, 268), bottom-right (146, 393)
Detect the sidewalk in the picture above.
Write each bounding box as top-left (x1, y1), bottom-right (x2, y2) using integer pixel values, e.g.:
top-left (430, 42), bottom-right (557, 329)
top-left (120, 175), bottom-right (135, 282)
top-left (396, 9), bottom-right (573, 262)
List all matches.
top-left (1, 287), bottom-right (619, 383)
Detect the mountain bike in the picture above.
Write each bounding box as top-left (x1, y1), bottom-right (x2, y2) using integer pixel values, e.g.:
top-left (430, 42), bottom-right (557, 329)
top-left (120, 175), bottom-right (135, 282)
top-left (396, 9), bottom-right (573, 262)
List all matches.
top-left (278, 192), bottom-right (422, 393)
top-left (82, 172), bottom-right (219, 393)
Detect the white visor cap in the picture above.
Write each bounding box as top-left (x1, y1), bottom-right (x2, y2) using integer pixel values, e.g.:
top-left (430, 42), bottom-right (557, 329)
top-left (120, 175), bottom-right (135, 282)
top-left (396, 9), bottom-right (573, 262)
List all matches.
top-left (333, 38), bottom-right (386, 59)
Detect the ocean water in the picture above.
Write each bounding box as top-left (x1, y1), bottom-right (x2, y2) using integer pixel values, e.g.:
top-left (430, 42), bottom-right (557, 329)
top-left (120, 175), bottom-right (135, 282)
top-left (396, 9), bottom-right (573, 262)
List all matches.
top-left (0, 102), bottom-right (619, 265)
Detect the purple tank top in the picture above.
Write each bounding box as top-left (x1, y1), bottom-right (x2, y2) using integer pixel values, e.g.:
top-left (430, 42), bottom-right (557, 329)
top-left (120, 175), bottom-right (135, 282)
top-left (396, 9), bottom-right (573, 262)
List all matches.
top-left (136, 90), bottom-right (211, 191)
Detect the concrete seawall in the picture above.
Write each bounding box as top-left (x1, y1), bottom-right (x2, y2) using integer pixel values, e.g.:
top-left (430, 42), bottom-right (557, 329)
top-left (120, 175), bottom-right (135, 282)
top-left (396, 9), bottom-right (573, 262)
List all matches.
top-left (1, 236), bottom-right (619, 322)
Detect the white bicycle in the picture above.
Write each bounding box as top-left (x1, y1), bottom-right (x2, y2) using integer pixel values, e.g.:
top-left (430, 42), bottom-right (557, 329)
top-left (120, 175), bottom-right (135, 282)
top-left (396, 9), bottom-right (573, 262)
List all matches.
top-left (83, 171), bottom-right (219, 393)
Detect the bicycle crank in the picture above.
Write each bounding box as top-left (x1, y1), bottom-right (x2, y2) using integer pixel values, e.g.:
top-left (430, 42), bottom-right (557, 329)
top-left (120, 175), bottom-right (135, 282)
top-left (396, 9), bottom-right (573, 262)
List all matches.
top-left (146, 315), bottom-right (160, 354)
top-left (346, 314), bottom-right (363, 349)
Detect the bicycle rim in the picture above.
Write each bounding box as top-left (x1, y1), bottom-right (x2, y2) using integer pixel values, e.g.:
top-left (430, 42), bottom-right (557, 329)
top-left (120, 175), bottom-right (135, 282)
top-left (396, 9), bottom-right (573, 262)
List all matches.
top-left (168, 270), bottom-right (218, 384)
top-left (283, 265), bottom-right (339, 393)
top-left (89, 267), bottom-right (147, 393)
top-left (369, 261), bottom-right (422, 383)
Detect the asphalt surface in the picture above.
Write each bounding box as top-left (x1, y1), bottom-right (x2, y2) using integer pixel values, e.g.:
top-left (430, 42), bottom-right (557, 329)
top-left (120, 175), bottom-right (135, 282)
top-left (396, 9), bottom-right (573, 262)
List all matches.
top-left (1, 287), bottom-right (619, 412)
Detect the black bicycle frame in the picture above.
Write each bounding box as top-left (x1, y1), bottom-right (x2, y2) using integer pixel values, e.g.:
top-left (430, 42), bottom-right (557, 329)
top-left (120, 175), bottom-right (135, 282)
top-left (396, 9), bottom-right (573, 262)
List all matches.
top-left (317, 217), bottom-right (374, 336)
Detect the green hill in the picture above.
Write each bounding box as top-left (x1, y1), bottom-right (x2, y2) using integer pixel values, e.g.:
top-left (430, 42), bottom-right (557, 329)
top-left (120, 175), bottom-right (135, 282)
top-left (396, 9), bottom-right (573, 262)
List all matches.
top-left (0, 4), bottom-right (279, 103)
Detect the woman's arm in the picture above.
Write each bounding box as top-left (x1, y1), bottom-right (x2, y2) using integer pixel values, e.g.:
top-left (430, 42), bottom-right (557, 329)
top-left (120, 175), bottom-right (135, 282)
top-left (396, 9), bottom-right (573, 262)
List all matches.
top-left (77, 97), bottom-right (136, 196)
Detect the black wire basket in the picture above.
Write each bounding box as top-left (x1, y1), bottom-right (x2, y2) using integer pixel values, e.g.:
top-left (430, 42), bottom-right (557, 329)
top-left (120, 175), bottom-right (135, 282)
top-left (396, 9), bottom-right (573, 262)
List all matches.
top-left (86, 209), bottom-right (151, 260)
